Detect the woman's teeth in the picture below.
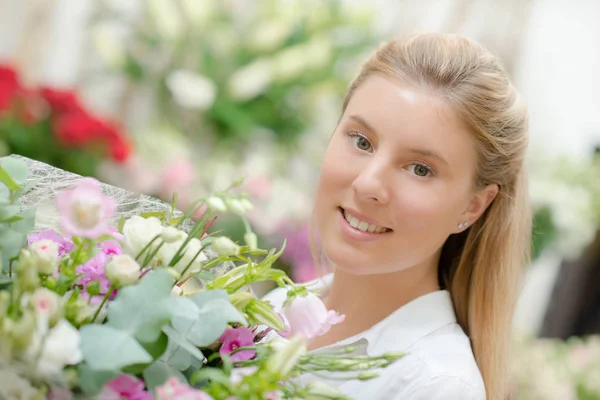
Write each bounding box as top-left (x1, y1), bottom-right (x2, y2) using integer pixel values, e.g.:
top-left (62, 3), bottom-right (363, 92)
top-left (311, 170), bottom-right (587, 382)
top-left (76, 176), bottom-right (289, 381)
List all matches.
top-left (343, 209), bottom-right (389, 233)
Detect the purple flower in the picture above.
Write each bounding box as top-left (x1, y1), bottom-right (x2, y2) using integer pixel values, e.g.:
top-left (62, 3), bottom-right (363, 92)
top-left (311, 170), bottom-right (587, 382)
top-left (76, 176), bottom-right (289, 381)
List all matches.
top-left (28, 229), bottom-right (74, 257)
top-left (156, 377), bottom-right (213, 400)
top-left (283, 292), bottom-right (345, 342)
top-left (100, 375), bottom-right (153, 400)
top-left (56, 178), bottom-right (117, 239)
top-left (219, 327), bottom-right (256, 362)
top-left (75, 252), bottom-right (117, 302)
top-left (99, 240), bottom-right (123, 256)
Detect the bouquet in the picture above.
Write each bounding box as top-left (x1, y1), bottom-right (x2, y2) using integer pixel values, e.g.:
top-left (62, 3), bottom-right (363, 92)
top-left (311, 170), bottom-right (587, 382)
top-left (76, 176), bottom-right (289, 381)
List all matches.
top-left (0, 66), bottom-right (132, 178)
top-left (0, 155), bottom-right (402, 399)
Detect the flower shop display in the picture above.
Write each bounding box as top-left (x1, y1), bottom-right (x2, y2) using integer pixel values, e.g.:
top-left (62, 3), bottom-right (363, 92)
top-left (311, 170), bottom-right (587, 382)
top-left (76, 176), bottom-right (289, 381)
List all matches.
top-left (0, 155), bottom-right (403, 399)
top-left (0, 65), bottom-right (132, 178)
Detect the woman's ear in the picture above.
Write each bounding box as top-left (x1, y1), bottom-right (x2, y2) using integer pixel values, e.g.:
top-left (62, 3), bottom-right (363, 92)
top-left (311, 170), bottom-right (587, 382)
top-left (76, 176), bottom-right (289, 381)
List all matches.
top-left (458, 184), bottom-right (499, 229)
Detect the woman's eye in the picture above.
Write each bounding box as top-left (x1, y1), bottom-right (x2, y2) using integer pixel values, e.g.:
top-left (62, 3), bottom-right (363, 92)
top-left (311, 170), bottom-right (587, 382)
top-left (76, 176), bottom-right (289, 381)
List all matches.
top-left (352, 136), bottom-right (372, 152)
top-left (408, 164), bottom-right (432, 177)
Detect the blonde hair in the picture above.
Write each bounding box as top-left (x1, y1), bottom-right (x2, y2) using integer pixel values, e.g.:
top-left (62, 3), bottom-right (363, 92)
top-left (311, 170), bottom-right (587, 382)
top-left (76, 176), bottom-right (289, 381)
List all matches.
top-left (328, 33), bottom-right (531, 399)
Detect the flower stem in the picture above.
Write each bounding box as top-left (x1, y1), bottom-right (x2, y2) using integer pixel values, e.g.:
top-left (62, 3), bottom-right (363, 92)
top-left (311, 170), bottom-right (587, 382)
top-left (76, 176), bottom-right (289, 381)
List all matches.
top-left (90, 285), bottom-right (114, 323)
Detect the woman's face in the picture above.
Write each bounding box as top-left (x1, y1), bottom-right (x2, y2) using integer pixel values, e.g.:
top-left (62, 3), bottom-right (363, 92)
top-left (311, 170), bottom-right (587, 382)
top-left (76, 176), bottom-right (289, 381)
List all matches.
top-left (314, 75), bottom-right (497, 276)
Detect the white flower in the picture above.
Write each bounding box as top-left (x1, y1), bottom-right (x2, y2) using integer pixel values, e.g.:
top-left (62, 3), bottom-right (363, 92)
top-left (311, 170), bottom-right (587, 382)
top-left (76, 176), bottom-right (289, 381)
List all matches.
top-left (161, 226), bottom-right (186, 244)
top-left (171, 285), bottom-right (183, 296)
top-left (166, 70), bottom-right (217, 110)
top-left (0, 368), bottom-right (40, 400)
top-left (147, 0), bottom-right (182, 40)
top-left (227, 59), bottom-right (273, 101)
top-left (105, 254), bottom-right (141, 287)
top-left (224, 199), bottom-right (246, 215)
top-left (211, 237), bottom-right (240, 256)
top-left (91, 21), bottom-right (127, 68)
top-left (29, 239), bottom-right (60, 275)
top-left (36, 320), bottom-right (83, 378)
top-left (160, 238), bottom-right (207, 275)
top-left (283, 292), bottom-right (345, 342)
top-left (206, 196), bottom-right (227, 212)
top-left (122, 216), bottom-right (163, 258)
top-left (30, 288), bottom-right (61, 321)
top-left (266, 335), bottom-right (307, 377)
top-left (248, 20), bottom-right (291, 52)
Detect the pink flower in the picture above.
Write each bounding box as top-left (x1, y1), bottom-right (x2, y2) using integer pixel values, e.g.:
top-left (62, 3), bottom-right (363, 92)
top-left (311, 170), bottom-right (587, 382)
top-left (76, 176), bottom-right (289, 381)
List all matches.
top-left (219, 327), bottom-right (256, 362)
top-left (156, 377), bottom-right (213, 400)
top-left (76, 252), bottom-right (117, 302)
top-left (159, 159), bottom-right (196, 202)
top-left (56, 178), bottom-right (117, 238)
top-left (28, 229), bottom-right (74, 257)
top-left (283, 292), bottom-right (345, 342)
top-left (107, 225), bottom-right (124, 241)
top-left (99, 240), bottom-right (123, 256)
top-left (276, 312), bottom-right (290, 338)
top-left (101, 375), bottom-right (153, 400)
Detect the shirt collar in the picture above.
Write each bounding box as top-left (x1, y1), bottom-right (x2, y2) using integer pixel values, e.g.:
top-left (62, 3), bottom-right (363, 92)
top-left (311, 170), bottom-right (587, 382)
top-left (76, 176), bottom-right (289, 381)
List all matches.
top-left (314, 274), bottom-right (458, 355)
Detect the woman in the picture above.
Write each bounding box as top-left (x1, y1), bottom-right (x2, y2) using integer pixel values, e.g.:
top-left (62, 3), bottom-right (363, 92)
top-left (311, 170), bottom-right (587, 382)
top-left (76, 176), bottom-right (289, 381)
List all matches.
top-left (266, 33), bottom-right (530, 400)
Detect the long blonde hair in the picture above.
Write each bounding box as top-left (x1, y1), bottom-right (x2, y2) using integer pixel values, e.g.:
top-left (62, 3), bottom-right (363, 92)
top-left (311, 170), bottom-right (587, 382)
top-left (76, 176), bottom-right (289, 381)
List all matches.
top-left (330, 33), bottom-right (531, 399)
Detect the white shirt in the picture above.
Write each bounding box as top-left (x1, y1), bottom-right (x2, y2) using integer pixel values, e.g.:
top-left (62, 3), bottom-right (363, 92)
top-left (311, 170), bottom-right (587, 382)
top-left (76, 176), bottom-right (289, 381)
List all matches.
top-left (263, 274), bottom-right (486, 400)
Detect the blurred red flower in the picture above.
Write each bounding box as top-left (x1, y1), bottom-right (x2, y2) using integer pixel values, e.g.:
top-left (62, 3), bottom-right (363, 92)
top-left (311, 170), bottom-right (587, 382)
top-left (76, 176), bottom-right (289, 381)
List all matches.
top-left (0, 66), bottom-right (21, 113)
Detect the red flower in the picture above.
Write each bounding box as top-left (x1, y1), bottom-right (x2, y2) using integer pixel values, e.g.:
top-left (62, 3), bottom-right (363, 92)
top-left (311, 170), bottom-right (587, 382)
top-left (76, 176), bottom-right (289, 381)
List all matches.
top-left (54, 112), bottom-right (105, 146)
top-left (40, 87), bottom-right (83, 115)
top-left (109, 136), bottom-right (132, 163)
top-left (0, 65), bottom-right (21, 112)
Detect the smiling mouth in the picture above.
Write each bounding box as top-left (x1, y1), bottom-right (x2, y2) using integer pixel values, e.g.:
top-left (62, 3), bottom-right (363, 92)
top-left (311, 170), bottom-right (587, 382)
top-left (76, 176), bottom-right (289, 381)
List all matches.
top-left (339, 208), bottom-right (392, 234)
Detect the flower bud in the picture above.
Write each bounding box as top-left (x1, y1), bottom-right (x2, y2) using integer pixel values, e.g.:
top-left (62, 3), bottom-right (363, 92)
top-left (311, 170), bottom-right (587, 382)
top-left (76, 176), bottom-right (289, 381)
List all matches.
top-left (17, 249), bottom-right (37, 274)
top-left (86, 280), bottom-right (101, 296)
top-left (105, 255), bottom-right (141, 287)
top-left (357, 371), bottom-right (380, 380)
top-left (246, 299), bottom-right (286, 332)
top-left (243, 232), bottom-right (258, 250)
top-left (225, 198), bottom-right (246, 215)
top-left (171, 285), bottom-right (183, 296)
top-left (211, 237), bottom-right (240, 256)
top-left (29, 239), bottom-right (60, 275)
top-left (229, 291), bottom-right (254, 309)
top-left (206, 196), bottom-right (227, 212)
top-left (17, 265), bottom-right (40, 292)
top-left (240, 198), bottom-right (254, 212)
top-left (161, 226), bottom-right (186, 243)
top-left (266, 335), bottom-right (307, 378)
top-left (304, 381), bottom-right (347, 399)
top-left (11, 311), bottom-right (35, 349)
top-left (0, 291), bottom-right (10, 318)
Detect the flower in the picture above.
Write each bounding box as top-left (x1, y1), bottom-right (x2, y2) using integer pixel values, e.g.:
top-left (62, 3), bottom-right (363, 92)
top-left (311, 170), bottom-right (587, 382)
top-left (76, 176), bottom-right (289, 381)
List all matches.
top-left (0, 368), bottom-right (40, 400)
top-left (243, 232), bottom-right (258, 250)
top-left (56, 178), bottom-right (117, 238)
top-left (30, 288), bottom-right (61, 321)
top-left (227, 59), bottom-right (273, 101)
top-left (160, 237), bottom-right (207, 275)
top-left (122, 216), bottom-right (163, 259)
top-left (229, 366), bottom-right (258, 385)
top-left (105, 254), bottom-right (141, 287)
top-left (29, 239), bottom-right (60, 275)
top-left (266, 336), bottom-right (307, 377)
top-left (206, 196), bottom-right (227, 212)
top-left (211, 237), bottom-right (240, 256)
top-left (0, 65), bottom-right (21, 113)
top-left (156, 377), bottom-right (213, 400)
top-left (166, 70), bottom-right (217, 110)
top-left (28, 229), bottom-right (74, 257)
top-left (161, 226), bottom-right (186, 244)
top-left (99, 240), bottom-right (123, 256)
top-left (159, 159), bottom-right (197, 202)
top-left (101, 375), bottom-right (153, 400)
top-left (40, 87), bottom-right (83, 115)
top-left (76, 252), bottom-right (110, 295)
top-left (283, 292), bottom-right (345, 342)
top-left (219, 327), bottom-right (256, 362)
top-left (36, 319), bottom-right (83, 377)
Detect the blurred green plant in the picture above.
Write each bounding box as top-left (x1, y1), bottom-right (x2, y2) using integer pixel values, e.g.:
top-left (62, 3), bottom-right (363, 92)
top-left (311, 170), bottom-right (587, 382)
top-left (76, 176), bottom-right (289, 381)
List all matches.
top-left (91, 0), bottom-right (377, 148)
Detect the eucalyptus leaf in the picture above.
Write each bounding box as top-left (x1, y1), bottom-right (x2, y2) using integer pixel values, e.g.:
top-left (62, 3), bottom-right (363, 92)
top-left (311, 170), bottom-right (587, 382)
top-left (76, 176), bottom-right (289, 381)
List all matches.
top-left (78, 363), bottom-right (120, 396)
top-left (80, 324), bottom-right (152, 371)
top-left (162, 324), bottom-right (205, 368)
top-left (10, 207), bottom-right (35, 235)
top-left (143, 360), bottom-right (187, 391)
top-left (171, 298), bottom-right (246, 347)
top-left (188, 289), bottom-right (229, 308)
top-left (0, 166), bottom-right (19, 191)
top-left (0, 205), bottom-right (19, 222)
top-left (1, 157), bottom-right (29, 184)
top-left (107, 269), bottom-right (178, 342)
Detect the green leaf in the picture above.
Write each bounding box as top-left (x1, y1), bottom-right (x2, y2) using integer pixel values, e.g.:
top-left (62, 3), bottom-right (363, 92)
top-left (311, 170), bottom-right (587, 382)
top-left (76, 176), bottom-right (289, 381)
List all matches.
top-left (107, 269), bottom-right (178, 342)
top-left (1, 157), bottom-right (29, 185)
top-left (143, 360), bottom-right (187, 391)
top-left (0, 274), bottom-right (12, 289)
top-left (0, 166), bottom-right (20, 190)
top-left (10, 207), bottom-right (35, 235)
top-left (162, 324), bottom-right (205, 369)
top-left (78, 363), bottom-right (120, 396)
top-left (80, 324), bottom-right (152, 371)
top-left (123, 331), bottom-right (170, 375)
top-left (171, 296), bottom-right (246, 347)
top-left (195, 270), bottom-right (216, 281)
top-left (0, 205), bottom-right (19, 223)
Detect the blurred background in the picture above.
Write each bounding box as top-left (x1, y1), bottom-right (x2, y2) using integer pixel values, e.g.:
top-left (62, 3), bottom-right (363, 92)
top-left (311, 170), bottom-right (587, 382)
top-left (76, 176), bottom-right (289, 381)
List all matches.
top-left (0, 0), bottom-right (599, 398)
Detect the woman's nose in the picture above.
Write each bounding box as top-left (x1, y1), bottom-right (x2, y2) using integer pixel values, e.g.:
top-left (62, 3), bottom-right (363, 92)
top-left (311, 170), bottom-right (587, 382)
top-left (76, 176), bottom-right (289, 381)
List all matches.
top-left (351, 159), bottom-right (390, 204)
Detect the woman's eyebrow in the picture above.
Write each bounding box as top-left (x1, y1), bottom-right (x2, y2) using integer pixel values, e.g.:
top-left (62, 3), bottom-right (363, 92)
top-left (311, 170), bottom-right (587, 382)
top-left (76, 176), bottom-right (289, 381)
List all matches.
top-left (348, 114), bottom-right (377, 133)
